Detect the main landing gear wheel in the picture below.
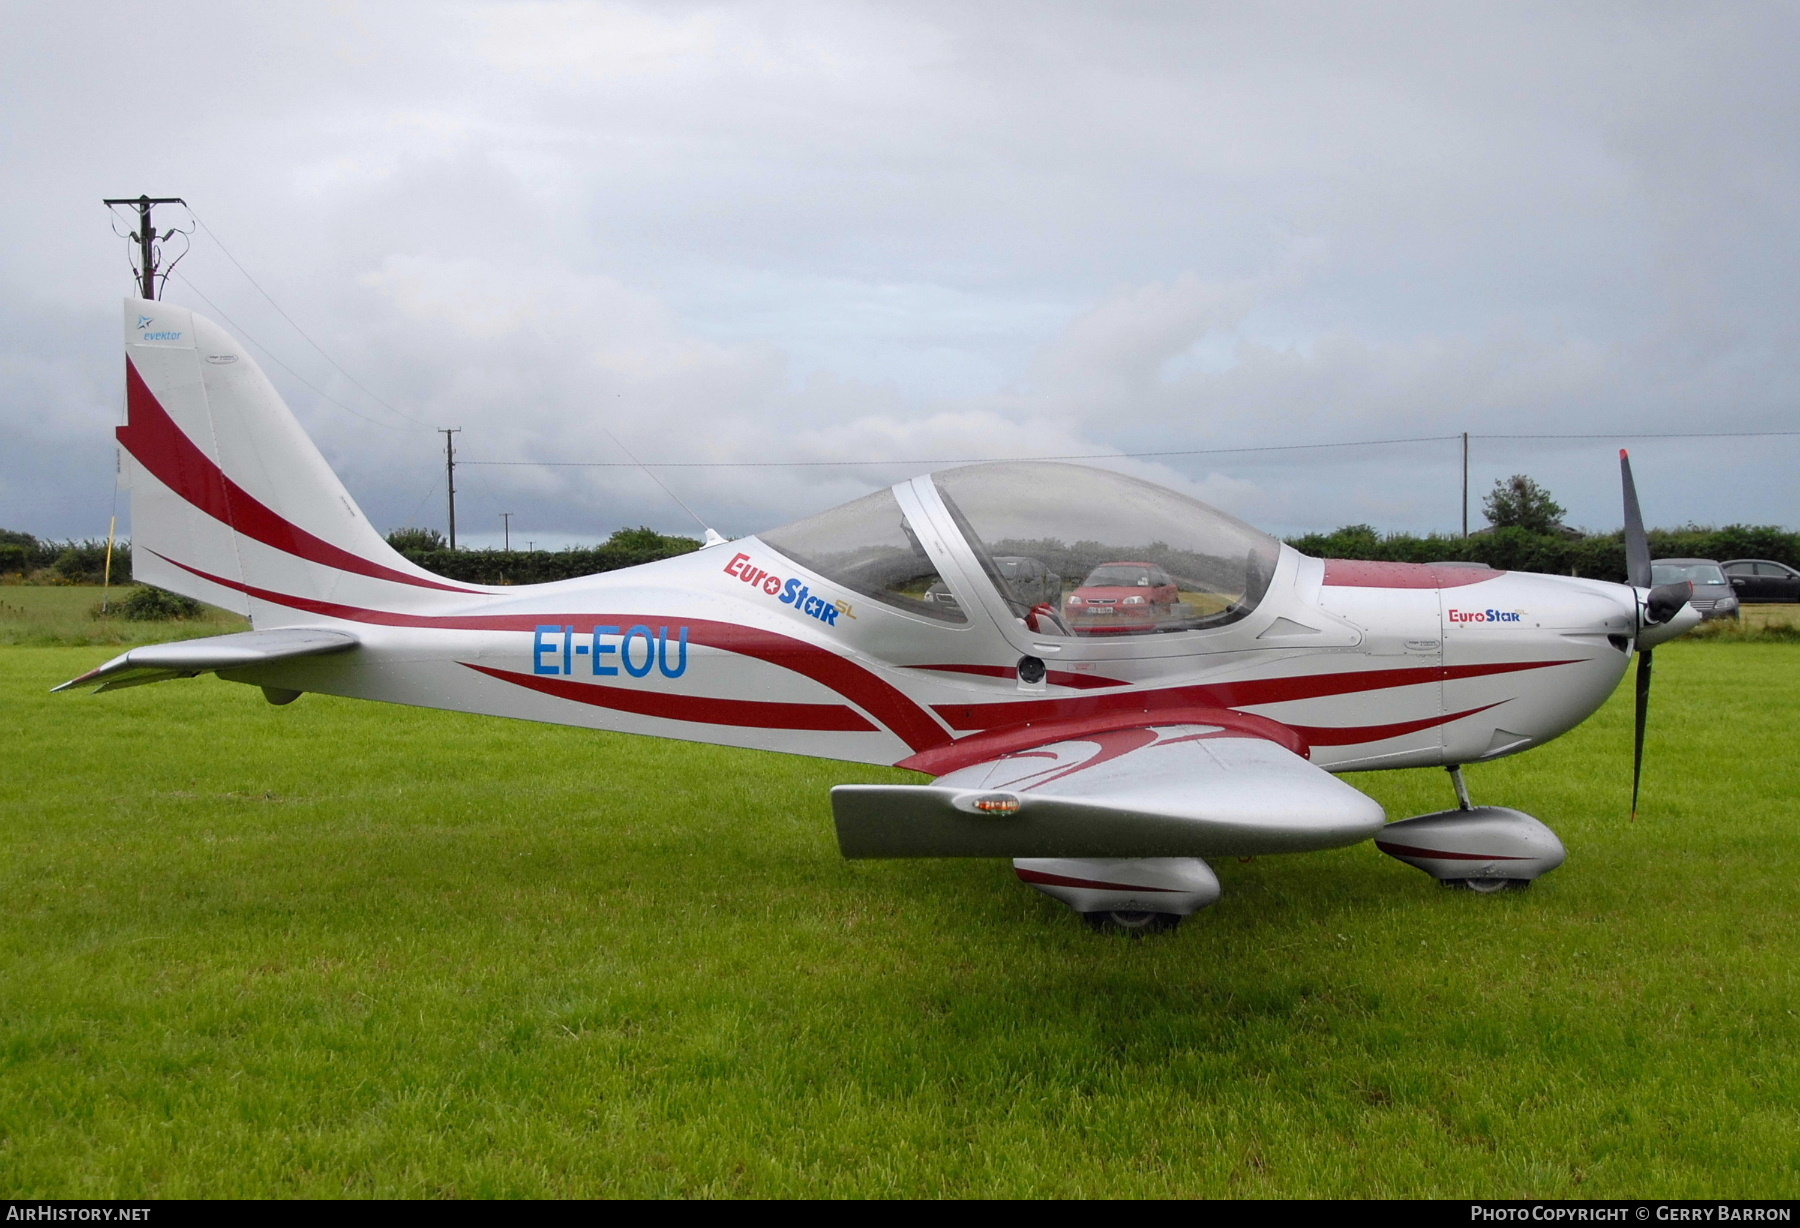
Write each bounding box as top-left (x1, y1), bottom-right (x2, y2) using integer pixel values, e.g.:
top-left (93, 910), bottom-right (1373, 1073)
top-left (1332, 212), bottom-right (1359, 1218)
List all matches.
top-left (1083, 910), bottom-right (1182, 934)
top-left (1444, 877), bottom-right (1527, 894)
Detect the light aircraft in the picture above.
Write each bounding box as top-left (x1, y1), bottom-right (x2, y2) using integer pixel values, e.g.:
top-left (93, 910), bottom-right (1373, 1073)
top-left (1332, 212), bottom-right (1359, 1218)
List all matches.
top-left (60, 299), bottom-right (1700, 932)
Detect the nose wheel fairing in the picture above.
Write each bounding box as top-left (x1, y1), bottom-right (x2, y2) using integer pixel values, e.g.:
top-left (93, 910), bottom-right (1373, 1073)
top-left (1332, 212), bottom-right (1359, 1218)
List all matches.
top-left (1376, 806), bottom-right (1567, 888)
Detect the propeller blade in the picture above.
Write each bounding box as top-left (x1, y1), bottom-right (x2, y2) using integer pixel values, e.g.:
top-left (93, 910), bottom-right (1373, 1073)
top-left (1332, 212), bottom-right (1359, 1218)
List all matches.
top-left (1631, 647), bottom-right (1653, 821)
top-left (1621, 449), bottom-right (1651, 589)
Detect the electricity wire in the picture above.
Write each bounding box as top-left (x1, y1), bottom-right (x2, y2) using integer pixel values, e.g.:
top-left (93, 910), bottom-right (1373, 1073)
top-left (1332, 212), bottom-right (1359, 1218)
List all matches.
top-left (457, 428), bottom-right (1800, 469)
top-left (399, 471), bottom-right (443, 530)
top-left (104, 200), bottom-right (195, 300)
top-left (172, 272), bottom-right (424, 435)
top-left (188, 212), bottom-right (440, 431)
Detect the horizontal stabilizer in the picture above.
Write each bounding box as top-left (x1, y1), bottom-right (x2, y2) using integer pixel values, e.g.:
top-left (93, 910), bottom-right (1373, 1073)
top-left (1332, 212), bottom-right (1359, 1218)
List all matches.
top-left (53, 628), bottom-right (358, 693)
top-left (834, 723), bottom-right (1385, 859)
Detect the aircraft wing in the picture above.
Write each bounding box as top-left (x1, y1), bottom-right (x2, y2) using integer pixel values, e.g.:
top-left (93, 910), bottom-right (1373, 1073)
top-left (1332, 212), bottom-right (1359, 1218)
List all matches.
top-left (833, 723), bottom-right (1386, 859)
top-left (53, 628), bottom-right (358, 693)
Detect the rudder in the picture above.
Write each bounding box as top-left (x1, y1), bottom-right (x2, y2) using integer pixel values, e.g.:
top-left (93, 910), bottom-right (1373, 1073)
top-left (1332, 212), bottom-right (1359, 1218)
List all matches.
top-left (118, 298), bottom-right (477, 622)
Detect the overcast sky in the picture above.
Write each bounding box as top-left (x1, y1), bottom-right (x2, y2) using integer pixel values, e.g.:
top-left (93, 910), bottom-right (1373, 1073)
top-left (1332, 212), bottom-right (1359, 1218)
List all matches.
top-left (3, 1), bottom-right (1797, 546)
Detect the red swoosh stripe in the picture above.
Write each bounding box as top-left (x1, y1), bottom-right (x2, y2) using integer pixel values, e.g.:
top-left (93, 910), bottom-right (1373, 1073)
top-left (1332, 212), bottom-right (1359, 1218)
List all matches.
top-left (896, 706), bottom-right (1307, 776)
top-left (1288, 702), bottom-right (1504, 746)
top-left (462, 663), bottom-right (877, 731)
top-left (1009, 727), bottom-right (1161, 791)
top-left (1323, 559), bottom-right (1503, 588)
top-left (152, 552), bottom-right (949, 753)
top-left (906, 663), bottom-right (1128, 690)
top-left (1375, 840), bottom-right (1530, 862)
top-left (119, 359), bottom-right (476, 593)
top-left (1015, 868), bottom-right (1181, 893)
top-left (930, 659), bottom-right (1572, 732)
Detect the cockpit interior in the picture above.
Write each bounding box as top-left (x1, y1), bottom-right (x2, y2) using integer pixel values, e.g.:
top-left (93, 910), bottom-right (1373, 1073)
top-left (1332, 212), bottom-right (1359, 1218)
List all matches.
top-left (760, 462), bottom-right (1280, 639)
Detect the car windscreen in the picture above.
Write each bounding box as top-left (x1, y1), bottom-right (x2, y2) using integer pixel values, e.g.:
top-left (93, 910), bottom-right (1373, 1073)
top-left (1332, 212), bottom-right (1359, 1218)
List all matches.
top-left (1651, 563), bottom-right (1725, 586)
top-left (1083, 566), bottom-right (1154, 587)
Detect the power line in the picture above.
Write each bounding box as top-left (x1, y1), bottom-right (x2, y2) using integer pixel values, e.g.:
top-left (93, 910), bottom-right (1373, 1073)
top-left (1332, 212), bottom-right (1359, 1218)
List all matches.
top-left (1476, 430), bottom-right (1800, 440)
top-left (187, 212), bottom-right (440, 432)
top-left (457, 428), bottom-right (1800, 470)
top-left (460, 433), bottom-right (1462, 468)
top-left (102, 196), bottom-right (190, 300)
top-left (172, 272), bottom-right (423, 435)
top-left (399, 472), bottom-right (442, 529)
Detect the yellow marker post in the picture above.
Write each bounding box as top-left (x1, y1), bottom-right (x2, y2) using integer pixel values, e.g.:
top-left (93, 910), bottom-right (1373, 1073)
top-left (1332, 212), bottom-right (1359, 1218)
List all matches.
top-left (100, 515), bottom-right (117, 615)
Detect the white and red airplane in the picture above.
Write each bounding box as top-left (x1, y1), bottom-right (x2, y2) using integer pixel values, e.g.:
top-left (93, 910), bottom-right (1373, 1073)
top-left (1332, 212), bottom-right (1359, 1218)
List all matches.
top-left (60, 299), bottom-right (1699, 932)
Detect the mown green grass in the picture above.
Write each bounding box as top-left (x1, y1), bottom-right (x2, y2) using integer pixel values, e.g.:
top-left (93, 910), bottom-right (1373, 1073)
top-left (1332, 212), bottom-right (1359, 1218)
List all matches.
top-left (1, 639), bottom-right (1796, 1197)
top-left (0, 585), bottom-right (247, 647)
top-left (1690, 603), bottom-right (1800, 642)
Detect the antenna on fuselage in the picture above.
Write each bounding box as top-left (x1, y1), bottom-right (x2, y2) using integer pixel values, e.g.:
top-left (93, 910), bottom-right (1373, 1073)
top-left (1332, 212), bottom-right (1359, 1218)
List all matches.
top-left (597, 417), bottom-right (724, 547)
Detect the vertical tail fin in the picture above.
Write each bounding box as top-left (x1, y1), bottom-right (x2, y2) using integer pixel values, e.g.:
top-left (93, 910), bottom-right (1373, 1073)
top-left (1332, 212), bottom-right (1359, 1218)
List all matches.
top-left (118, 298), bottom-right (479, 621)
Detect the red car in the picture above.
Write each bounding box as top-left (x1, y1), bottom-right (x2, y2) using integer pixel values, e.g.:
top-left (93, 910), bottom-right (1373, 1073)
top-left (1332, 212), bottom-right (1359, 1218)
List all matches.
top-left (1064, 562), bottom-right (1180, 633)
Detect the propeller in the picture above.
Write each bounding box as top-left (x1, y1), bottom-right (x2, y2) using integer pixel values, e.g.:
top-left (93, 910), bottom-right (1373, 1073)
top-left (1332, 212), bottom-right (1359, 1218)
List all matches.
top-left (1621, 448), bottom-right (1651, 589)
top-left (1621, 449), bottom-right (1692, 821)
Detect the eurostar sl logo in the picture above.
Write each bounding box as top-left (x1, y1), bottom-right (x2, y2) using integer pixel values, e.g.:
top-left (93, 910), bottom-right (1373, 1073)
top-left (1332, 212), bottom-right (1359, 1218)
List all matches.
top-left (1448, 608), bottom-right (1524, 624)
top-left (724, 552), bottom-right (853, 626)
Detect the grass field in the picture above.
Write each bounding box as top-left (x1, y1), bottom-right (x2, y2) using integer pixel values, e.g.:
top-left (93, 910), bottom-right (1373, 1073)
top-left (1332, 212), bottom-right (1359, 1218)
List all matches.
top-left (0, 584), bottom-right (247, 647)
top-left (1, 623), bottom-right (1797, 1196)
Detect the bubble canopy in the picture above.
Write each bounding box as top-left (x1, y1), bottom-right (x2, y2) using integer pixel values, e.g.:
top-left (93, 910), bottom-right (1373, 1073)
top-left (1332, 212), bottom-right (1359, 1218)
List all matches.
top-left (932, 462), bottom-right (1280, 636)
top-left (761, 462), bottom-right (1281, 637)
top-left (759, 486), bottom-right (966, 624)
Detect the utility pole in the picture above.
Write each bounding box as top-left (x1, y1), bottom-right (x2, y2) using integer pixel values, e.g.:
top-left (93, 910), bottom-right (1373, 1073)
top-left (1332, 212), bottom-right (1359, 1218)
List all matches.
top-left (1461, 431), bottom-right (1470, 538)
top-left (500, 512), bottom-right (513, 552)
top-left (102, 196), bottom-right (187, 299)
top-left (440, 428), bottom-right (461, 550)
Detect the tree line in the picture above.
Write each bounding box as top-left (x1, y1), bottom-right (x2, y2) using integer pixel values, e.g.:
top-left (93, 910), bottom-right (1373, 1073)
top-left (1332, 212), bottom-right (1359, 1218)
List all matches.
top-left (0, 526), bottom-right (702, 587)
top-left (1283, 523), bottom-right (1796, 579)
top-left (5, 474), bottom-right (1795, 589)
top-left (382, 527), bottom-right (702, 585)
top-left (1286, 475), bottom-right (1799, 578)
top-left (0, 531), bottom-right (131, 583)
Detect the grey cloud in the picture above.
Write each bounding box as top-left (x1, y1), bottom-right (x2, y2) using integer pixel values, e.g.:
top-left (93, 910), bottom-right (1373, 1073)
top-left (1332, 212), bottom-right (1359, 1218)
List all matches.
top-left (2, 1), bottom-right (1796, 547)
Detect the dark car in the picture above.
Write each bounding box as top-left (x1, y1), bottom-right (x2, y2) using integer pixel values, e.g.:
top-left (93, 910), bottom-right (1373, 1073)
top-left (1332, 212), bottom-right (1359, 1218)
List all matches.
top-left (1721, 559), bottom-right (1800, 604)
top-left (921, 555), bottom-right (1061, 615)
top-left (994, 556), bottom-right (1062, 610)
top-left (1065, 561), bottom-right (1180, 633)
top-left (1650, 558), bottom-right (1739, 621)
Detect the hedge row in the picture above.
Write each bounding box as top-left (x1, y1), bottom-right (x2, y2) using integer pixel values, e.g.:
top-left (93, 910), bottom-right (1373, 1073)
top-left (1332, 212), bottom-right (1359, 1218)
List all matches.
top-left (1283, 524), bottom-right (1800, 581)
top-left (403, 523), bottom-right (1800, 585)
top-left (391, 527), bottom-right (701, 585)
top-left (0, 533), bottom-right (131, 584)
top-left (9, 522), bottom-right (1796, 588)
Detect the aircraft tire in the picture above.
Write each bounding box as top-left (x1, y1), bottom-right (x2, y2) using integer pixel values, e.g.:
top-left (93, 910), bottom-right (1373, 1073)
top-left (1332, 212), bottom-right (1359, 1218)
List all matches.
top-left (1447, 877), bottom-right (1527, 894)
top-left (1083, 910), bottom-right (1183, 934)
